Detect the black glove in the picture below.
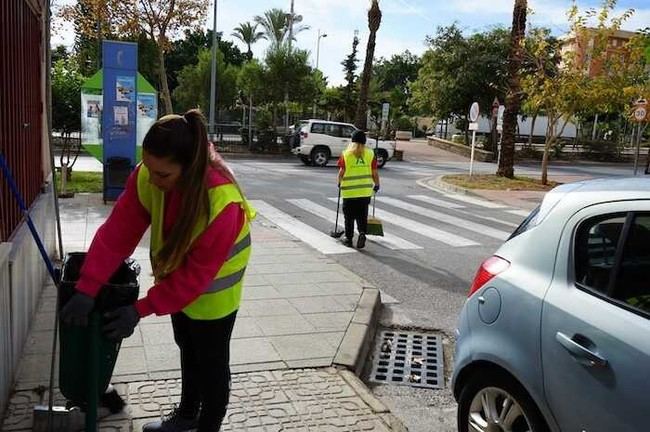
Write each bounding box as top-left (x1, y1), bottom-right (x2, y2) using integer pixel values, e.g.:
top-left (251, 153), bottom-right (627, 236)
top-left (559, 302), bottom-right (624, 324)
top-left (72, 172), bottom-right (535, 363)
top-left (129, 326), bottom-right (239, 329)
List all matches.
top-left (373, 184), bottom-right (380, 192)
top-left (102, 305), bottom-right (140, 341)
top-left (60, 292), bottom-right (95, 326)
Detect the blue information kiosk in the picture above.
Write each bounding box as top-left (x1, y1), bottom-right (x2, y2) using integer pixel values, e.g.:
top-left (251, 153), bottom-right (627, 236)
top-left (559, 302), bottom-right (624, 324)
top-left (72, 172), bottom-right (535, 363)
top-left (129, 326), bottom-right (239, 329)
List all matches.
top-left (102, 41), bottom-right (138, 202)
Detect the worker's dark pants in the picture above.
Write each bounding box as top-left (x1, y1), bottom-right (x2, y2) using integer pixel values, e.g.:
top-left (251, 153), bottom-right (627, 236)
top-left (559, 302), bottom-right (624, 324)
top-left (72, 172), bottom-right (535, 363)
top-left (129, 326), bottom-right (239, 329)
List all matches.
top-left (342, 197), bottom-right (371, 240)
top-left (172, 310), bottom-right (237, 432)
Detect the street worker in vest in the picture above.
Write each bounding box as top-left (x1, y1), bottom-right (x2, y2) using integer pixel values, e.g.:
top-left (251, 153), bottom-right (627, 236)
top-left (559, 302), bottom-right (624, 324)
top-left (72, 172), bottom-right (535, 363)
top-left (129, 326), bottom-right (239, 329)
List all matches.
top-left (60, 109), bottom-right (255, 432)
top-left (337, 130), bottom-right (380, 249)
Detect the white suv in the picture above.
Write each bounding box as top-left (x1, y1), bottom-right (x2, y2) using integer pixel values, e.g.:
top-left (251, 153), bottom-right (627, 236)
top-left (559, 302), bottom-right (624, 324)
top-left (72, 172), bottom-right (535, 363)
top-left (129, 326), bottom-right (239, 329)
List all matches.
top-left (291, 120), bottom-right (395, 168)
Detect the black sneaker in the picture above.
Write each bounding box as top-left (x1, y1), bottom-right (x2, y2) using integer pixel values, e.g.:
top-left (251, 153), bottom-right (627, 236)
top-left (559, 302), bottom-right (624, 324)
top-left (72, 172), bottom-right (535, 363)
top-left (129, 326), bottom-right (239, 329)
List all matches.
top-left (143, 407), bottom-right (198, 432)
top-left (357, 233), bottom-right (366, 249)
top-left (342, 237), bottom-right (353, 247)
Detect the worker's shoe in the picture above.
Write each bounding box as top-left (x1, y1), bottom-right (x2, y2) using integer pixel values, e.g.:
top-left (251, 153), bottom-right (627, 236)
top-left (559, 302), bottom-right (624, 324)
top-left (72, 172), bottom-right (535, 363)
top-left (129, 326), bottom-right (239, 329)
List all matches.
top-left (357, 233), bottom-right (366, 249)
top-left (142, 407), bottom-right (198, 432)
top-left (342, 237), bottom-right (353, 247)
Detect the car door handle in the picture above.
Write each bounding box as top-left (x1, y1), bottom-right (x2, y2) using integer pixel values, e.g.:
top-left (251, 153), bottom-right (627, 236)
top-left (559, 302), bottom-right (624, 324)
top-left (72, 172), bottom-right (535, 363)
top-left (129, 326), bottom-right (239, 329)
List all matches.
top-left (555, 332), bottom-right (608, 368)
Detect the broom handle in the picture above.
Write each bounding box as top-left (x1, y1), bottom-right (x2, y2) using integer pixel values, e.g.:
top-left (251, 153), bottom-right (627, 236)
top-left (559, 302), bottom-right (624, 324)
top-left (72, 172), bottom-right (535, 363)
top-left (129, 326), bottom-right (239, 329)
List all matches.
top-left (372, 192), bottom-right (376, 218)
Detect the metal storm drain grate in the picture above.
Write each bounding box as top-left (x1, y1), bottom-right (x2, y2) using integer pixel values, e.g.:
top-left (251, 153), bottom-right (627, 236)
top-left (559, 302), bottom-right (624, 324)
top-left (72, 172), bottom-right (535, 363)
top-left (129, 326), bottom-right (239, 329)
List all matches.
top-left (369, 330), bottom-right (444, 390)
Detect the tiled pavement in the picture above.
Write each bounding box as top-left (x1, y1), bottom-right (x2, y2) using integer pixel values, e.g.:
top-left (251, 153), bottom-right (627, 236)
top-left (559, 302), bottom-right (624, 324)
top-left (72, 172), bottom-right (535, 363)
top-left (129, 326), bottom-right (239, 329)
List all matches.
top-left (2, 194), bottom-right (401, 431)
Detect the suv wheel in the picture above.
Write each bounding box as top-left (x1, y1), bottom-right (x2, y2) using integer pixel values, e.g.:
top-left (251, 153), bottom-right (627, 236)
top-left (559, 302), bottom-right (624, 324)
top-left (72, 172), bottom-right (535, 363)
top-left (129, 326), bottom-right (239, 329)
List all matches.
top-left (311, 147), bottom-right (330, 167)
top-left (457, 370), bottom-right (549, 432)
top-left (375, 149), bottom-right (388, 168)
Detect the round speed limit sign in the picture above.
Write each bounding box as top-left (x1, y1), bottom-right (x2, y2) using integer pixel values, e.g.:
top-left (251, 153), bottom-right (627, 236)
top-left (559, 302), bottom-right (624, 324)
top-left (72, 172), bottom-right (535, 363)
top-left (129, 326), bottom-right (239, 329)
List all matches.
top-left (634, 105), bottom-right (647, 122)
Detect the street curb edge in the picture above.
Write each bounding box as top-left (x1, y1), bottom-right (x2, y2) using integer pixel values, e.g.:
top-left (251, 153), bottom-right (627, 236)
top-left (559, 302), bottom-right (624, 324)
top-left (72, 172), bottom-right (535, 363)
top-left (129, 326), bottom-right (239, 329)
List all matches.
top-left (333, 288), bottom-right (381, 376)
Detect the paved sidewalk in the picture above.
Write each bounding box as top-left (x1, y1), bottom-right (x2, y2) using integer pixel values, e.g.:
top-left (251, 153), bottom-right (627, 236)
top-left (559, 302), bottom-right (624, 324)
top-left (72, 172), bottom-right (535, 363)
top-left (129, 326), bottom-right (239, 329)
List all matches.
top-left (2, 194), bottom-right (403, 431)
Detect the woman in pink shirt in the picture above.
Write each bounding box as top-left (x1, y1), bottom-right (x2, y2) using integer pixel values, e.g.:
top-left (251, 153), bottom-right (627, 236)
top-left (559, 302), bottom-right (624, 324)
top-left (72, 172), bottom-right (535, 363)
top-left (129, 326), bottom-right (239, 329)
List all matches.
top-left (61, 109), bottom-right (253, 432)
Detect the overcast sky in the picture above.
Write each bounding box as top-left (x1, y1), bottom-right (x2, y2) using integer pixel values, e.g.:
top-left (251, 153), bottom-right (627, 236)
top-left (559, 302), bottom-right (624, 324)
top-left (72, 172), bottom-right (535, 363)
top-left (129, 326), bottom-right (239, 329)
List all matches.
top-left (51, 0), bottom-right (650, 86)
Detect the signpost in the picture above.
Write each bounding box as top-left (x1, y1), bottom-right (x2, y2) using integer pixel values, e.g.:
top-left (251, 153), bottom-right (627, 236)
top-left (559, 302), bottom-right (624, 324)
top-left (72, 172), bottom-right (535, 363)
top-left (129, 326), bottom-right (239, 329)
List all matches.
top-left (381, 102), bottom-right (390, 140)
top-left (496, 105), bottom-right (505, 167)
top-left (102, 41), bottom-right (138, 202)
top-left (469, 102), bottom-right (479, 178)
top-left (631, 99), bottom-right (648, 176)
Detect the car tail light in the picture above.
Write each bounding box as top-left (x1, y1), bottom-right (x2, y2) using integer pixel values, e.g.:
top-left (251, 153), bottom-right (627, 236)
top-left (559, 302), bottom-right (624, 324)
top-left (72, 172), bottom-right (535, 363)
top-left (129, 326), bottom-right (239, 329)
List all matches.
top-left (301, 131), bottom-right (308, 139)
top-left (468, 256), bottom-right (510, 297)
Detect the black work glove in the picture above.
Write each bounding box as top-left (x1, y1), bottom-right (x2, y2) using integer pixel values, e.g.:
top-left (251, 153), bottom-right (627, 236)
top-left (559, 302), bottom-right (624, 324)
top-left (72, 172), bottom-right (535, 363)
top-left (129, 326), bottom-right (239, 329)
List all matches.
top-left (102, 305), bottom-right (140, 341)
top-left (373, 184), bottom-right (380, 193)
top-left (60, 292), bottom-right (95, 326)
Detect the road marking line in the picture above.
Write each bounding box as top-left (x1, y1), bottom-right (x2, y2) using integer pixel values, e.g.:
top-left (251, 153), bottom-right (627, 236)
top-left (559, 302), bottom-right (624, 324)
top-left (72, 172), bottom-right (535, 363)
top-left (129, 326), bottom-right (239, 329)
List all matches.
top-left (441, 193), bottom-right (507, 209)
top-left (506, 209), bottom-right (531, 217)
top-left (377, 197), bottom-right (510, 241)
top-left (287, 199), bottom-right (422, 250)
top-left (408, 195), bottom-right (465, 209)
top-left (327, 199), bottom-right (479, 247)
top-left (250, 200), bottom-right (356, 255)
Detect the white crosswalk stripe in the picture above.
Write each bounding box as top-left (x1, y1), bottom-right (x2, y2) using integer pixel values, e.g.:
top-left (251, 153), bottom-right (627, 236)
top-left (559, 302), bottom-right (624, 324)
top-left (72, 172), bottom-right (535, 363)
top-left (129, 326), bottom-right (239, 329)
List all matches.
top-left (287, 199), bottom-right (423, 250)
top-left (440, 193), bottom-right (507, 209)
top-left (506, 209), bottom-right (532, 217)
top-left (250, 200), bottom-right (356, 255)
top-left (408, 195), bottom-right (466, 209)
top-left (376, 197), bottom-right (511, 241)
top-left (327, 198), bottom-right (479, 247)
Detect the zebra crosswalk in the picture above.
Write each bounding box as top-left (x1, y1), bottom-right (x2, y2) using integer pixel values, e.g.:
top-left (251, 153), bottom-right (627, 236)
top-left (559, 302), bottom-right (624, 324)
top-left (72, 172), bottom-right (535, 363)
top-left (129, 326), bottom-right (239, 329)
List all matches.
top-left (250, 193), bottom-right (531, 255)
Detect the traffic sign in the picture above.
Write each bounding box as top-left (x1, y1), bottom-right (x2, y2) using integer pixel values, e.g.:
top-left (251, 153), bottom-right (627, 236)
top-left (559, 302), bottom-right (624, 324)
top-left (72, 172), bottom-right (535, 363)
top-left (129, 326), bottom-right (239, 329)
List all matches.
top-left (381, 103), bottom-right (390, 123)
top-left (469, 102), bottom-right (480, 123)
top-left (468, 122), bottom-right (479, 131)
top-left (497, 105), bottom-right (505, 132)
top-left (632, 99), bottom-right (648, 123)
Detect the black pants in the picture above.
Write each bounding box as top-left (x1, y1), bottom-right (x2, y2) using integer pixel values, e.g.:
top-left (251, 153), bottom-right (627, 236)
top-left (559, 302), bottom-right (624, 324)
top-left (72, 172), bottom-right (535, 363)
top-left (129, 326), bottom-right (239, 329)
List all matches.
top-left (172, 310), bottom-right (237, 432)
top-left (342, 197), bottom-right (371, 240)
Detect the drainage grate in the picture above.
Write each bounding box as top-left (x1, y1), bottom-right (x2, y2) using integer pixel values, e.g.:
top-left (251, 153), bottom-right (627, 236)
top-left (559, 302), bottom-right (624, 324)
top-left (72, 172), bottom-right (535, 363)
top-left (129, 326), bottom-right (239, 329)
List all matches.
top-left (369, 330), bottom-right (444, 390)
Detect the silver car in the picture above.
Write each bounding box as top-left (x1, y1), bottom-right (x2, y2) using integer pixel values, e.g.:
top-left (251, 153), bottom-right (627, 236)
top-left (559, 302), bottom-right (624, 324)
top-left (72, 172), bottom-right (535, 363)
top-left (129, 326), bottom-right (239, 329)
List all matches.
top-left (452, 178), bottom-right (650, 432)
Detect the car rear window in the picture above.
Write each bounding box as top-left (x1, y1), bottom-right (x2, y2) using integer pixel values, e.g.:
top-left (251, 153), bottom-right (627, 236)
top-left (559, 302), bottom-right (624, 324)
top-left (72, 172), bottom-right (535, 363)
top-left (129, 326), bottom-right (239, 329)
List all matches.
top-left (508, 206), bottom-right (540, 240)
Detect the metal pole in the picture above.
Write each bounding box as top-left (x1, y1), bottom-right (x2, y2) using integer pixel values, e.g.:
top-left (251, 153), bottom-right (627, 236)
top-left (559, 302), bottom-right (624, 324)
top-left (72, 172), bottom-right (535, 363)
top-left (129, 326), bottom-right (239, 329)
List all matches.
top-left (248, 95), bottom-right (253, 149)
top-left (313, 29), bottom-right (324, 118)
top-left (469, 130), bottom-right (476, 178)
top-left (208, 0), bottom-right (218, 137)
top-left (634, 124), bottom-right (641, 176)
top-left (285, 0), bottom-right (294, 133)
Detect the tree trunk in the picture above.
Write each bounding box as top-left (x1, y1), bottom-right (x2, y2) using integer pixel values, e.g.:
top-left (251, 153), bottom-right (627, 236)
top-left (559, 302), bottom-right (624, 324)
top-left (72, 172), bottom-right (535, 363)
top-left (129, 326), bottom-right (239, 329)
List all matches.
top-left (354, 31), bottom-right (377, 130)
top-left (497, 0), bottom-right (527, 178)
top-left (541, 139), bottom-right (550, 185)
top-left (528, 111), bottom-right (538, 148)
top-left (354, 1), bottom-right (381, 130)
top-left (157, 46), bottom-right (173, 114)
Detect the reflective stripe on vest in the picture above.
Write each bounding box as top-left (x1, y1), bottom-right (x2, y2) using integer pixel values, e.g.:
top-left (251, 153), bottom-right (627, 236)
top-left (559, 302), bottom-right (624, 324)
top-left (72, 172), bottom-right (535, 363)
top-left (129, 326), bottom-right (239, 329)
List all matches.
top-left (136, 164), bottom-right (256, 320)
top-left (340, 148), bottom-right (375, 199)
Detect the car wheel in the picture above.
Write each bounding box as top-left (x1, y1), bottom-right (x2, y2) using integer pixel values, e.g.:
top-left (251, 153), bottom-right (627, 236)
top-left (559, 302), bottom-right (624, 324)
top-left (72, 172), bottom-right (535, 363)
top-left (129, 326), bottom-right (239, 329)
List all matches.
top-left (311, 147), bottom-right (330, 167)
top-left (375, 149), bottom-right (388, 168)
top-left (457, 370), bottom-right (549, 432)
top-left (300, 155), bottom-right (311, 165)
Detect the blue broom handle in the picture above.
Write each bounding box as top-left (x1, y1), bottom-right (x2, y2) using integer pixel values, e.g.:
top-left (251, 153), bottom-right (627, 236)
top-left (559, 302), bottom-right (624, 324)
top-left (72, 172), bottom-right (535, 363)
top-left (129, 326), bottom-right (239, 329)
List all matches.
top-left (0, 152), bottom-right (58, 283)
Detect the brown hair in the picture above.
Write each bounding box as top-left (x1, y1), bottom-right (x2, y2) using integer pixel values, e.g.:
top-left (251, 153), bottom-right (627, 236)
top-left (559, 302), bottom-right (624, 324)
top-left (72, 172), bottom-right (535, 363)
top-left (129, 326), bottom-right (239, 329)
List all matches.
top-left (143, 109), bottom-right (210, 278)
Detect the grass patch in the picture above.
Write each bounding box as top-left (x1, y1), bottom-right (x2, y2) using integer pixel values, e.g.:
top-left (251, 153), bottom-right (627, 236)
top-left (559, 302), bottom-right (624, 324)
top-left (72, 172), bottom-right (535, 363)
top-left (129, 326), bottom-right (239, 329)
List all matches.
top-left (56, 170), bottom-right (103, 194)
top-left (443, 174), bottom-right (559, 191)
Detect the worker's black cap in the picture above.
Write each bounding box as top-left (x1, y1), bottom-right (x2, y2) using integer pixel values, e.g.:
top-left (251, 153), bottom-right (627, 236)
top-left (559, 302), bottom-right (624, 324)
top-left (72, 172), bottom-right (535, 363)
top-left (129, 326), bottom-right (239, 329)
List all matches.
top-left (351, 130), bottom-right (366, 144)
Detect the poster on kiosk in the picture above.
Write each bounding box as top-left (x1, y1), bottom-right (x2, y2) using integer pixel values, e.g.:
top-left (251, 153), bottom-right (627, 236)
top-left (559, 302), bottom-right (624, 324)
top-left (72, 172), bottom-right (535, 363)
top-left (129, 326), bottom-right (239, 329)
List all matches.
top-left (102, 40), bottom-right (138, 202)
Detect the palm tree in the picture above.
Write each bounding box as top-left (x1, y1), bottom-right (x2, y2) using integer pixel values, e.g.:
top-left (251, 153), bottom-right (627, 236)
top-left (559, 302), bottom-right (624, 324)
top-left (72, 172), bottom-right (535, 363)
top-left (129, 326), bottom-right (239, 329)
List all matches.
top-left (497, 0), bottom-right (528, 178)
top-left (254, 8), bottom-right (309, 48)
top-left (232, 21), bottom-right (266, 60)
top-left (354, 0), bottom-right (382, 130)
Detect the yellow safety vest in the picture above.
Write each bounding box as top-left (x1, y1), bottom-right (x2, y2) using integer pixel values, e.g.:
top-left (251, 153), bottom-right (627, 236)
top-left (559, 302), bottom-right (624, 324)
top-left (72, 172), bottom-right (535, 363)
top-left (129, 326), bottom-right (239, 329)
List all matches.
top-left (341, 148), bottom-right (375, 199)
top-left (136, 164), bottom-right (256, 320)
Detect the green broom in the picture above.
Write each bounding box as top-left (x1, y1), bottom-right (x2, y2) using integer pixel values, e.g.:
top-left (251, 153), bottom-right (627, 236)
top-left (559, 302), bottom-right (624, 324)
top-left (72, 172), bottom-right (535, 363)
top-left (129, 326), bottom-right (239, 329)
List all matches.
top-left (367, 193), bottom-right (384, 236)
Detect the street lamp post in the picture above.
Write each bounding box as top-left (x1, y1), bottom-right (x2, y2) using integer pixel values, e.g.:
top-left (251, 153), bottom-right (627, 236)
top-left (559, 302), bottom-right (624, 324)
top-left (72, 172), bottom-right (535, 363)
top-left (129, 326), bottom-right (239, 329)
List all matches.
top-left (313, 29), bottom-right (327, 117)
top-left (208, 0), bottom-right (218, 137)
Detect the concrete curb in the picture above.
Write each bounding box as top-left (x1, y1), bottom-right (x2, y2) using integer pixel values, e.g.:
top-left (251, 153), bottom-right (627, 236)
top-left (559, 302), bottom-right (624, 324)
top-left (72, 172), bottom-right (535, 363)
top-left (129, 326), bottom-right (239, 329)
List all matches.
top-left (339, 369), bottom-right (409, 432)
top-left (417, 175), bottom-right (475, 196)
top-left (333, 288), bottom-right (382, 376)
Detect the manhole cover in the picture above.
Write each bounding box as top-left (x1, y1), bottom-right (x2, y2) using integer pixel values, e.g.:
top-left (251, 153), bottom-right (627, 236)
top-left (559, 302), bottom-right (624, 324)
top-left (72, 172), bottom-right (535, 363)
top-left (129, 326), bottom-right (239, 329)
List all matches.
top-left (369, 330), bottom-right (444, 390)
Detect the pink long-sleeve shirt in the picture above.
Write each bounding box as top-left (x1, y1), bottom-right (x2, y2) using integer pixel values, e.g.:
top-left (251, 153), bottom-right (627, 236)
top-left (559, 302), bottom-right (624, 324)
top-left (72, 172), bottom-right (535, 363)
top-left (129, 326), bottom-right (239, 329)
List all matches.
top-left (76, 165), bottom-right (245, 318)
